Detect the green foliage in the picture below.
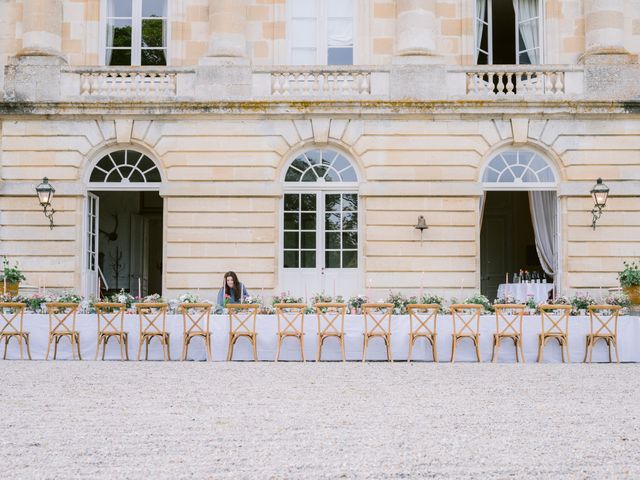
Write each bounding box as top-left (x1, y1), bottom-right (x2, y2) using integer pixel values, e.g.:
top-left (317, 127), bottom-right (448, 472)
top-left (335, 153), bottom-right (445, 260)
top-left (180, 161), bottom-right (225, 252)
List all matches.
top-left (619, 261), bottom-right (640, 288)
top-left (1, 257), bottom-right (26, 284)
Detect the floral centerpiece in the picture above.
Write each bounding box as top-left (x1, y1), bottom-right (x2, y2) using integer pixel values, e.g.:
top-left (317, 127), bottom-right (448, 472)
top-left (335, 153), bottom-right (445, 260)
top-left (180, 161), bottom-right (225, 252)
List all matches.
top-left (272, 292), bottom-right (303, 305)
top-left (526, 295), bottom-right (538, 313)
top-left (310, 292), bottom-right (333, 305)
top-left (16, 293), bottom-right (55, 313)
top-left (604, 292), bottom-right (631, 310)
top-left (1, 257), bottom-right (26, 297)
top-left (493, 294), bottom-right (518, 305)
top-left (348, 294), bottom-right (368, 314)
top-left (385, 291), bottom-right (410, 314)
top-left (619, 261), bottom-right (640, 306)
top-left (55, 291), bottom-right (83, 304)
top-left (141, 293), bottom-right (164, 304)
top-left (462, 293), bottom-right (493, 313)
top-left (107, 288), bottom-right (136, 309)
top-left (570, 292), bottom-right (595, 315)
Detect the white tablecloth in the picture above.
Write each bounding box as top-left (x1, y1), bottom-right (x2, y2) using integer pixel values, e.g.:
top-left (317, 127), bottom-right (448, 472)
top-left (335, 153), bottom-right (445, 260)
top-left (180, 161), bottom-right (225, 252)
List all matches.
top-left (3, 313), bottom-right (640, 363)
top-left (497, 283), bottom-right (553, 304)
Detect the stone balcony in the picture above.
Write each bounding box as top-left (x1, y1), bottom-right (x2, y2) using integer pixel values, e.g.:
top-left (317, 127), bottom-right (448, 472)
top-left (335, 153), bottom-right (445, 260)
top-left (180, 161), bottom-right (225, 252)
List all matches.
top-left (2, 55), bottom-right (640, 107)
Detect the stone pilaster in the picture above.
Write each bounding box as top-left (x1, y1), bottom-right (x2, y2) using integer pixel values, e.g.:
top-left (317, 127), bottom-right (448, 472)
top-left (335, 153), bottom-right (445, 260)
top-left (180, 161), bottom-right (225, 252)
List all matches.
top-left (18, 0), bottom-right (63, 57)
top-left (203, 0), bottom-right (247, 63)
top-left (394, 0), bottom-right (439, 62)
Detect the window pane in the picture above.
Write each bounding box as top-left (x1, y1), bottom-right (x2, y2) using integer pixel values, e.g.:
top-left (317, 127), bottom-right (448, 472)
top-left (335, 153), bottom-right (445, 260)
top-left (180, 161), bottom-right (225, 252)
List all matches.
top-left (301, 213), bottom-right (316, 230)
top-left (142, 19), bottom-right (165, 47)
top-left (284, 194), bottom-right (299, 211)
top-left (302, 170), bottom-right (318, 182)
top-left (284, 232), bottom-right (299, 249)
top-left (108, 19), bottom-right (132, 47)
top-left (291, 0), bottom-right (317, 17)
top-left (284, 213), bottom-right (299, 230)
top-left (325, 213), bottom-right (340, 231)
top-left (325, 232), bottom-right (340, 249)
top-left (342, 232), bottom-right (357, 249)
top-left (301, 232), bottom-right (316, 249)
top-left (284, 251), bottom-right (299, 268)
top-left (141, 49), bottom-right (166, 66)
top-left (328, 47), bottom-right (353, 65)
top-left (325, 251), bottom-right (340, 268)
top-left (325, 194), bottom-right (340, 212)
top-left (142, 0), bottom-right (166, 17)
top-left (301, 251), bottom-right (316, 268)
top-left (107, 49), bottom-right (131, 66)
top-left (327, 19), bottom-right (353, 46)
top-left (108, 0), bottom-right (132, 17)
top-left (342, 213), bottom-right (357, 230)
top-left (342, 251), bottom-right (357, 268)
top-left (342, 194), bottom-right (357, 211)
top-left (328, 0), bottom-right (353, 17)
top-left (285, 168), bottom-right (302, 182)
top-left (340, 167), bottom-right (357, 181)
top-left (291, 48), bottom-right (317, 65)
top-left (291, 19), bottom-right (317, 48)
top-left (301, 194), bottom-right (316, 211)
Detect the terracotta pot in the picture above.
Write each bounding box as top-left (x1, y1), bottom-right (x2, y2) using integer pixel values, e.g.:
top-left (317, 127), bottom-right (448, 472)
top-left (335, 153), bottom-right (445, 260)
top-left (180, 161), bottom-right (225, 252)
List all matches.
top-left (623, 285), bottom-right (640, 305)
top-left (4, 282), bottom-right (19, 297)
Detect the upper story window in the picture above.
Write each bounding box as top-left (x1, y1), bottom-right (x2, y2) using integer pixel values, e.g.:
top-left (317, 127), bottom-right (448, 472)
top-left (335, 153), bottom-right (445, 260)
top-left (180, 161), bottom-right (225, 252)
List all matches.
top-left (475, 0), bottom-right (541, 65)
top-left (105, 0), bottom-right (168, 66)
top-left (289, 0), bottom-right (354, 65)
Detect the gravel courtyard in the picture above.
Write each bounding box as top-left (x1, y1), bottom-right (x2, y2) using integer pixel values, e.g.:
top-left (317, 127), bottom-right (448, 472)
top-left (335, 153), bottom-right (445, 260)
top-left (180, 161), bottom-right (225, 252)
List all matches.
top-left (0, 362), bottom-right (639, 479)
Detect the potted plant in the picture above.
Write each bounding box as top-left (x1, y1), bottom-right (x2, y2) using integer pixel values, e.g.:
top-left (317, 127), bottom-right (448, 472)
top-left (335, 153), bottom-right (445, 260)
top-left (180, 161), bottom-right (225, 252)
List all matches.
top-left (570, 292), bottom-right (595, 316)
top-left (619, 261), bottom-right (640, 306)
top-left (1, 257), bottom-right (26, 297)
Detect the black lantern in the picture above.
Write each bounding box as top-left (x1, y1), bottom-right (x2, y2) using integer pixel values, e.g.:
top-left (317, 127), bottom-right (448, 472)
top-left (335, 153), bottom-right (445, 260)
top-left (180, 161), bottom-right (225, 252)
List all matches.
top-left (35, 177), bottom-right (56, 229)
top-left (590, 177), bottom-right (609, 230)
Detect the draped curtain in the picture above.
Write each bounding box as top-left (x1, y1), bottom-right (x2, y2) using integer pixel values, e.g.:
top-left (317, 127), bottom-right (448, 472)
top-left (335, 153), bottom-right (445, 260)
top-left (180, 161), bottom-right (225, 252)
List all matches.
top-left (528, 191), bottom-right (557, 277)
top-left (106, 0), bottom-right (115, 65)
top-left (475, 0), bottom-right (487, 62)
top-left (514, 0), bottom-right (540, 64)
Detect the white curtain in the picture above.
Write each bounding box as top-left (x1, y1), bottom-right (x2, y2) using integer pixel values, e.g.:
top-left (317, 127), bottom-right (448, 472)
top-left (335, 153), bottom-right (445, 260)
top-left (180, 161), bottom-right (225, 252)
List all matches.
top-left (475, 0), bottom-right (487, 62)
top-left (529, 191), bottom-right (557, 277)
top-left (105, 0), bottom-right (116, 65)
top-left (327, 0), bottom-right (353, 47)
top-left (514, 0), bottom-right (540, 64)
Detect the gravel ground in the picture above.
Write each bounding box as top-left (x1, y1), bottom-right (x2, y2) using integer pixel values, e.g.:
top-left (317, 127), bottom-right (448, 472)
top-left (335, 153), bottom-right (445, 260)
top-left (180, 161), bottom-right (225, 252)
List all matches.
top-left (0, 362), bottom-right (639, 479)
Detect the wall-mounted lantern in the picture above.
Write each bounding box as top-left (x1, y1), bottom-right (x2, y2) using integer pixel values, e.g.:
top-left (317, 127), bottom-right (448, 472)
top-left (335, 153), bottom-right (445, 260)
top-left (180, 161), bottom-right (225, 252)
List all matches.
top-left (35, 177), bottom-right (56, 229)
top-left (590, 177), bottom-right (609, 230)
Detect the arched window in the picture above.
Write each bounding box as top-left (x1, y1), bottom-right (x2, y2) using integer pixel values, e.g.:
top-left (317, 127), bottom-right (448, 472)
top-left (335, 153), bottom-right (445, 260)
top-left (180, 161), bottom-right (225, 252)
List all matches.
top-left (281, 148), bottom-right (360, 299)
top-left (89, 149), bottom-right (161, 183)
top-left (482, 149), bottom-right (556, 187)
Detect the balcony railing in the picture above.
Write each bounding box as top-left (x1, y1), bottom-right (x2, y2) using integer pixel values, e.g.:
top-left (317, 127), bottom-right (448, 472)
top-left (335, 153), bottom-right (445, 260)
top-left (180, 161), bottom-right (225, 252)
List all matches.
top-left (252, 66), bottom-right (390, 99)
top-left (450, 65), bottom-right (584, 97)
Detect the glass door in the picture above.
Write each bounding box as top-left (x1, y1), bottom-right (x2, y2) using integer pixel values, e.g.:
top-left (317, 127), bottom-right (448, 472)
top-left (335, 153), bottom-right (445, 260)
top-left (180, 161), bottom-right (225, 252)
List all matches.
top-left (84, 192), bottom-right (99, 297)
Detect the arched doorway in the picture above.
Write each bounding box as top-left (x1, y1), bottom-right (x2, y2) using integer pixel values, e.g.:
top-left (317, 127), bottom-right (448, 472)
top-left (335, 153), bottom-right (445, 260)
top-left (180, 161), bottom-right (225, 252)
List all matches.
top-left (280, 148), bottom-right (361, 300)
top-left (83, 148), bottom-right (163, 298)
top-left (480, 148), bottom-right (558, 301)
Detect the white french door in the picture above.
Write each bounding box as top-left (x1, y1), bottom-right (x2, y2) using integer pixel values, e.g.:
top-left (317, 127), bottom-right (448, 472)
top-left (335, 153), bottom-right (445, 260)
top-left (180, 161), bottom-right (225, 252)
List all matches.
top-left (83, 192), bottom-right (99, 297)
top-left (281, 191), bottom-right (360, 300)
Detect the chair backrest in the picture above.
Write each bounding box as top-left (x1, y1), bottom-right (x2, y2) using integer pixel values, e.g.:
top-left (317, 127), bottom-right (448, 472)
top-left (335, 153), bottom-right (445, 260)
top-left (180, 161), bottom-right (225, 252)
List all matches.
top-left (45, 302), bottom-right (79, 334)
top-left (362, 303), bottom-right (394, 336)
top-left (134, 303), bottom-right (168, 335)
top-left (450, 304), bottom-right (482, 336)
top-left (588, 305), bottom-right (621, 337)
top-left (179, 303), bottom-right (211, 335)
top-left (407, 304), bottom-right (439, 336)
top-left (0, 302), bottom-right (26, 335)
top-left (274, 303), bottom-right (306, 336)
top-left (493, 304), bottom-right (525, 336)
top-left (227, 303), bottom-right (259, 335)
top-left (314, 303), bottom-right (346, 336)
top-left (94, 302), bottom-right (125, 335)
top-left (538, 304), bottom-right (571, 336)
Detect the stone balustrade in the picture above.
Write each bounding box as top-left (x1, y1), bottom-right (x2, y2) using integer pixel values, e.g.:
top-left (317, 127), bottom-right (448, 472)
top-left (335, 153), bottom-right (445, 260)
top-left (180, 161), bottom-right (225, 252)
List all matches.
top-left (252, 67), bottom-right (390, 99)
top-left (451, 66), bottom-right (584, 97)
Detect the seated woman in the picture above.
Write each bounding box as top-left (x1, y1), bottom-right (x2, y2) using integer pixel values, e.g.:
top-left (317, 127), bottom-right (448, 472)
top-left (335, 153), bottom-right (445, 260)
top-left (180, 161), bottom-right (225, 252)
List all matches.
top-left (216, 271), bottom-right (249, 312)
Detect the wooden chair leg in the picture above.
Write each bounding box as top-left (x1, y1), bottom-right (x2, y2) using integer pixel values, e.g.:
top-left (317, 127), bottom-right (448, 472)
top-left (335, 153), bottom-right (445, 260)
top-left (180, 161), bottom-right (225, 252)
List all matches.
top-left (608, 339), bottom-right (613, 363)
top-left (614, 337), bottom-right (620, 364)
top-left (76, 334), bottom-right (82, 360)
top-left (275, 335), bottom-right (282, 362)
top-left (537, 336), bottom-right (544, 363)
top-left (183, 336), bottom-right (189, 361)
top-left (137, 336), bottom-right (143, 361)
top-left (252, 335), bottom-right (258, 362)
top-left (518, 338), bottom-right (525, 364)
top-left (491, 336), bottom-right (498, 363)
top-left (386, 335), bottom-right (393, 363)
top-left (3, 336), bottom-right (8, 360)
top-left (166, 334), bottom-right (171, 361)
top-left (432, 337), bottom-right (438, 363)
top-left (145, 336), bottom-right (150, 361)
top-left (45, 334), bottom-right (52, 360)
top-left (300, 335), bottom-right (306, 363)
top-left (450, 336), bottom-right (457, 363)
top-left (102, 336), bottom-right (109, 360)
top-left (340, 335), bottom-right (346, 362)
top-left (18, 335), bottom-right (24, 360)
top-left (583, 336), bottom-right (590, 363)
top-left (24, 334), bottom-right (32, 360)
top-left (53, 336), bottom-right (60, 360)
top-left (181, 335), bottom-right (186, 361)
top-left (95, 334), bottom-right (101, 361)
top-left (226, 336), bottom-right (233, 361)
top-left (362, 335), bottom-right (368, 362)
top-left (316, 335), bottom-right (322, 362)
top-left (565, 337), bottom-right (570, 363)
top-left (475, 336), bottom-right (481, 363)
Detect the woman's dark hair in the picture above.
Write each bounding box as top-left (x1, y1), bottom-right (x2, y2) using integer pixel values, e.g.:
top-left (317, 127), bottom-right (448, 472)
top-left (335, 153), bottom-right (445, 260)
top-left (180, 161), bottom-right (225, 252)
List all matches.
top-left (224, 271), bottom-right (241, 300)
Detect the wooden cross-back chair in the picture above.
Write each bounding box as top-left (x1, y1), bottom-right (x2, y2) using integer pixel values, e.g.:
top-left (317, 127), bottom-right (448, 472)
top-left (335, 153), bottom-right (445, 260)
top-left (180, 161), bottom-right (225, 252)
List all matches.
top-left (584, 305), bottom-right (621, 363)
top-left (537, 304), bottom-right (571, 363)
top-left (135, 303), bottom-right (170, 361)
top-left (450, 304), bottom-right (483, 363)
top-left (362, 303), bottom-right (394, 362)
top-left (275, 303), bottom-right (307, 362)
top-left (492, 304), bottom-right (525, 363)
top-left (179, 303), bottom-right (212, 361)
top-left (314, 302), bottom-right (346, 362)
top-left (0, 302), bottom-right (31, 360)
top-left (227, 304), bottom-right (259, 361)
top-left (407, 304), bottom-right (439, 362)
top-left (94, 302), bottom-right (129, 361)
top-left (45, 303), bottom-right (81, 360)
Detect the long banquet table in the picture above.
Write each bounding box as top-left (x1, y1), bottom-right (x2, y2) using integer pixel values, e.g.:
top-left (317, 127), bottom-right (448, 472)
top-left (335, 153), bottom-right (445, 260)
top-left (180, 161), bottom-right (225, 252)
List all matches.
top-left (5, 314), bottom-right (640, 362)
